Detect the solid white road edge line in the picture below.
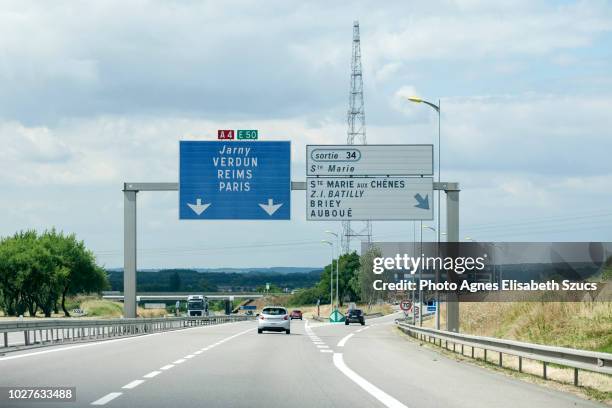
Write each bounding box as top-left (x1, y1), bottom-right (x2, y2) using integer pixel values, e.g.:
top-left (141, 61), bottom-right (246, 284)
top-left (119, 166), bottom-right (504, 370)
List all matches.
top-left (337, 333), bottom-right (355, 347)
top-left (333, 353), bottom-right (408, 408)
top-left (91, 392), bottom-right (122, 406)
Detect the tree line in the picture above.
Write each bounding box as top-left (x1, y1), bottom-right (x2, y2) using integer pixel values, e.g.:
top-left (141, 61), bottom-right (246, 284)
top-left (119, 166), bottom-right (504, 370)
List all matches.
top-left (0, 230), bottom-right (108, 317)
top-left (105, 269), bottom-right (322, 292)
top-left (289, 247), bottom-right (395, 307)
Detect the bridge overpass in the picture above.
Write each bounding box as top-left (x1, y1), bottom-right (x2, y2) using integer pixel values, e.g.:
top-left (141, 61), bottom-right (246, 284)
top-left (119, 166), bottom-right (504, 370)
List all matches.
top-left (101, 292), bottom-right (265, 302)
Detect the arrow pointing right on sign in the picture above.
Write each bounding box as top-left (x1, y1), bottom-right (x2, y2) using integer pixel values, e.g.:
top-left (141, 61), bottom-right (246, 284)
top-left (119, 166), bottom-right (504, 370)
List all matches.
top-left (414, 193), bottom-right (430, 210)
top-left (258, 198), bottom-right (283, 216)
top-left (187, 198), bottom-right (211, 215)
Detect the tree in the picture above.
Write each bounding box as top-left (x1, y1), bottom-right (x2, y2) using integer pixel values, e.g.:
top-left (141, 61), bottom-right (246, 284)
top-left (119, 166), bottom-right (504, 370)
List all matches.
top-left (0, 231), bottom-right (39, 316)
top-left (356, 246), bottom-right (384, 306)
top-left (39, 230), bottom-right (108, 316)
top-left (0, 230), bottom-right (108, 317)
top-left (316, 261), bottom-right (335, 304)
top-left (336, 252), bottom-right (361, 306)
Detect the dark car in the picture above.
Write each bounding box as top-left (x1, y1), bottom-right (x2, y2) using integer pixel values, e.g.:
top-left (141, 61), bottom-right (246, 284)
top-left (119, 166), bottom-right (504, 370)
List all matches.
top-left (345, 309), bottom-right (365, 325)
top-left (290, 310), bottom-right (303, 320)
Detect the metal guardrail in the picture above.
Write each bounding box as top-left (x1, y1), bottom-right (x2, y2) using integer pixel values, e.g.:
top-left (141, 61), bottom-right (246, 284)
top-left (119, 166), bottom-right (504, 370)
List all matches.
top-left (1, 315), bottom-right (254, 352)
top-left (396, 322), bottom-right (612, 386)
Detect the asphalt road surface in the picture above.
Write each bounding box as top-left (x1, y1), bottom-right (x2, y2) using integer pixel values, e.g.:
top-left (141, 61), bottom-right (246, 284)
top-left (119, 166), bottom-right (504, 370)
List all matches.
top-left (0, 313), bottom-right (605, 407)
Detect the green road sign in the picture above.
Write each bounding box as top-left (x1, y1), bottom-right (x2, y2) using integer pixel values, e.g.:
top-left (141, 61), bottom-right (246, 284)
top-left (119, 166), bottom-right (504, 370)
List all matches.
top-left (329, 308), bottom-right (345, 323)
top-left (237, 129), bottom-right (258, 140)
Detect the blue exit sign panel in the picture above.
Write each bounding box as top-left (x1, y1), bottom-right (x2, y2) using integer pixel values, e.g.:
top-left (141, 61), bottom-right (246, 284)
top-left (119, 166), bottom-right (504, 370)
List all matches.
top-left (179, 141), bottom-right (291, 220)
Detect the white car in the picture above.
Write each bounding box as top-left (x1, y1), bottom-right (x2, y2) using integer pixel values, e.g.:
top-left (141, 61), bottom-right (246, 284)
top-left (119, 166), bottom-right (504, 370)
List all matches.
top-left (257, 306), bottom-right (290, 334)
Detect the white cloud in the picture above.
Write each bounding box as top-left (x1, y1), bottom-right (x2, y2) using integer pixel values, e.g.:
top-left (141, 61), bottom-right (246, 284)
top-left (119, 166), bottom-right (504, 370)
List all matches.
top-left (366, 1), bottom-right (612, 63)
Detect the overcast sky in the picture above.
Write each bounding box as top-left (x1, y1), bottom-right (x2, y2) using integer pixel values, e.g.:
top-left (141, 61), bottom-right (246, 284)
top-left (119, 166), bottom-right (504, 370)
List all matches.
top-left (1, 0), bottom-right (611, 269)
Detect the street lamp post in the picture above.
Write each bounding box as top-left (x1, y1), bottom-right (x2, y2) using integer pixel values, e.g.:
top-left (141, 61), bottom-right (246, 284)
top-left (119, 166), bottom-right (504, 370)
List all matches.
top-left (322, 240), bottom-right (334, 313)
top-left (422, 225), bottom-right (442, 326)
top-left (406, 96), bottom-right (441, 329)
top-left (325, 231), bottom-right (340, 309)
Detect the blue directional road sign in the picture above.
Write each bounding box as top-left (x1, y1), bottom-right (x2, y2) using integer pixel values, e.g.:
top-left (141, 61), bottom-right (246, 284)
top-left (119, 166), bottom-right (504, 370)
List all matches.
top-left (179, 141), bottom-right (290, 220)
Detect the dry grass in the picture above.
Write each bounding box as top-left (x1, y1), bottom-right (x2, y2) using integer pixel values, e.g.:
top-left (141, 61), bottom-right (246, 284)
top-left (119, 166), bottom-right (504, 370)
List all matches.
top-left (426, 302), bottom-right (612, 353)
top-left (80, 299), bottom-right (124, 317)
top-left (137, 307), bottom-right (168, 318)
top-left (420, 301), bottom-right (612, 402)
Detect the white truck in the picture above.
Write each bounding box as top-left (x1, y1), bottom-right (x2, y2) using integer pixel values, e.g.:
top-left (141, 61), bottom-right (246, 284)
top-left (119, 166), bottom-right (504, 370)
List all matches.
top-left (187, 295), bottom-right (208, 317)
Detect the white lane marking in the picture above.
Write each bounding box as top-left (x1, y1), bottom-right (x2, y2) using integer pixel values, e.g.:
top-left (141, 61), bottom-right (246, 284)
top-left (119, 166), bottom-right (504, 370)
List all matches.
top-left (122, 380), bottom-right (145, 389)
top-left (0, 319), bottom-right (254, 362)
top-left (194, 350), bottom-right (203, 355)
top-left (316, 345), bottom-right (329, 348)
top-left (143, 371), bottom-right (161, 378)
top-left (201, 347), bottom-right (210, 351)
top-left (89, 327), bottom-right (253, 406)
top-left (91, 392), bottom-right (122, 405)
top-left (184, 355), bottom-right (195, 359)
top-left (320, 349), bottom-right (333, 353)
top-left (337, 333), bottom-right (355, 347)
top-left (333, 353), bottom-right (408, 408)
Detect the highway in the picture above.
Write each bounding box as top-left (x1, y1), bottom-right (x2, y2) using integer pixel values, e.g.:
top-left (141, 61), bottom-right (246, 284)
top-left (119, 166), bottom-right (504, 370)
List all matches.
top-left (0, 313), bottom-right (604, 407)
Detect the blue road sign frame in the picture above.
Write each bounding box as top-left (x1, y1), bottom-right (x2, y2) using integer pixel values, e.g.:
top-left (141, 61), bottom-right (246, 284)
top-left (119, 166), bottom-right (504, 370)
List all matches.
top-left (179, 141), bottom-right (291, 220)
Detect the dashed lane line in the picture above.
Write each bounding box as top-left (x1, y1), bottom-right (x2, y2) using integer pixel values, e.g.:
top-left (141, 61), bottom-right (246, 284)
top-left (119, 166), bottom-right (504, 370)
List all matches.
top-left (122, 380), bottom-right (145, 389)
top-left (89, 327), bottom-right (253, 406)
top-left (91, 392), bottom-right (122, 406)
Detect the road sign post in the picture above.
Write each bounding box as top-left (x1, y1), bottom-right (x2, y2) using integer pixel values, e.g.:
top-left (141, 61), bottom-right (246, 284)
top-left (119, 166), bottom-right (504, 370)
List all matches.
top-left (179, 141), bottom-right (290, 220)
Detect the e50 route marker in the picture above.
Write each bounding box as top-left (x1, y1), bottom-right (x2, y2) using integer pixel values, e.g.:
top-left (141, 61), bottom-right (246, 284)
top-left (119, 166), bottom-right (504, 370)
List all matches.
top-left (179, 141), bottom-right (290, 220)
top-left (237, 129), bottom-right (258, 140)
